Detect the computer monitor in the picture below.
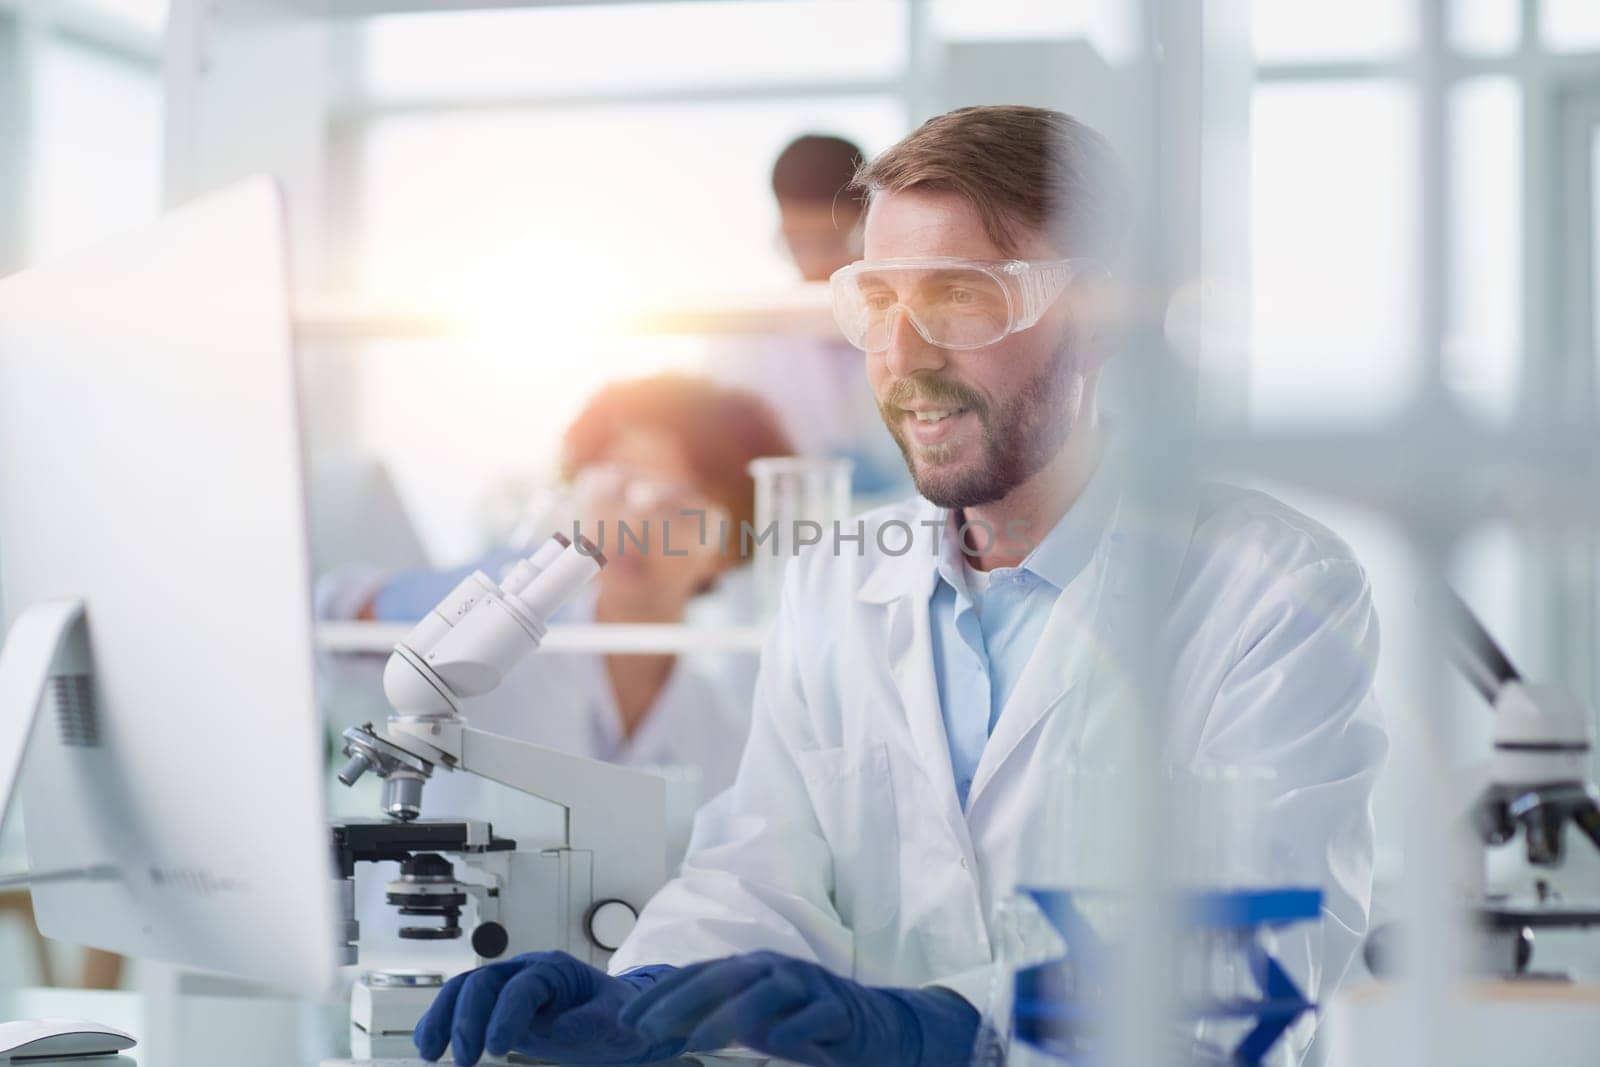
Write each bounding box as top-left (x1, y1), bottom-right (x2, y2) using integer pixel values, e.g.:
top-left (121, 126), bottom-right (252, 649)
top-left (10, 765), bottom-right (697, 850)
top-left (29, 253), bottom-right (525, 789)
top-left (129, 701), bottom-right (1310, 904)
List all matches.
top-left (0, 177), bottom-right (338, 991)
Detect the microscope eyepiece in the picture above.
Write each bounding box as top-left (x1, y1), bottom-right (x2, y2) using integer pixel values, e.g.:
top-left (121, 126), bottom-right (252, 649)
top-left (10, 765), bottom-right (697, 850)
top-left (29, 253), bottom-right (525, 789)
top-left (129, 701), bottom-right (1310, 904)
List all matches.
top-left (575, 533), bottom-right (606, 567)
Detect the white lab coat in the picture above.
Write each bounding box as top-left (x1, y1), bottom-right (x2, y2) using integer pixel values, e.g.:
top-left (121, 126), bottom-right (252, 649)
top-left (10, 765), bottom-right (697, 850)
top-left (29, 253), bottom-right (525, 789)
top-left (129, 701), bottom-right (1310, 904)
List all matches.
top-left (610, 481), bottom-right (1387, 1050)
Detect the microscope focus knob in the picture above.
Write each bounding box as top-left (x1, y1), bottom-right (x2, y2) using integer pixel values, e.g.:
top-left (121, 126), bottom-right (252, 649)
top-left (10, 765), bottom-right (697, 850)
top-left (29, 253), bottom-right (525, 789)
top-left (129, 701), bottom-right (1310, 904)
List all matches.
top-left (471, 921), bottom-right (510, 959)
top-left (585, 900), bottom-right (638, 952)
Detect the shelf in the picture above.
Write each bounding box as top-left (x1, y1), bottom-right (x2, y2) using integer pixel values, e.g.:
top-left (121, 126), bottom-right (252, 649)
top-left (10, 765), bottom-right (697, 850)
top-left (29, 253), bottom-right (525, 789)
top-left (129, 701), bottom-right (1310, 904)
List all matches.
top-left (292, 299), bottom-right (463, 341)
top-left (293, 286), bottom-right (837, 343)
top-left (618, 285), bottom-right (837, 337)
top-left (317, 620), bottom-right (768, 654)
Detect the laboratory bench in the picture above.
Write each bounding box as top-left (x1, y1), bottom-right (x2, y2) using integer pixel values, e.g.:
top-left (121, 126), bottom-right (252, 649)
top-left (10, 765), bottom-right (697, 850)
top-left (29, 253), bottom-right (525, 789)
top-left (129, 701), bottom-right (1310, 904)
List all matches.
top-left (0, 981), bottom-right (777, 1066)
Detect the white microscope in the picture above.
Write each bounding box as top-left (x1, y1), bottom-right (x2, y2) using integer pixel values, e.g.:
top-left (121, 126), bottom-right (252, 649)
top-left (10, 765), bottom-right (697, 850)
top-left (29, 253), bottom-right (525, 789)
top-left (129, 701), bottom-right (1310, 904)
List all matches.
top-left (328, 533), bottom-right (684, 1059)
top-left (1364, 591), bottom-right (1600, 981)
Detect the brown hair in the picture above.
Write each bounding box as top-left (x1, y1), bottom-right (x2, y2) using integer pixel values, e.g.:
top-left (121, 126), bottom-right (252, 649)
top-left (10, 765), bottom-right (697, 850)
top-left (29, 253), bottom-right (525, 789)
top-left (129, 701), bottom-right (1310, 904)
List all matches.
top-left (852, 105), bottom-right (1130, 262)
top-left (560, 375), bottom-right (794, 557)
top-left (772, 133), bottom-right (866, 210)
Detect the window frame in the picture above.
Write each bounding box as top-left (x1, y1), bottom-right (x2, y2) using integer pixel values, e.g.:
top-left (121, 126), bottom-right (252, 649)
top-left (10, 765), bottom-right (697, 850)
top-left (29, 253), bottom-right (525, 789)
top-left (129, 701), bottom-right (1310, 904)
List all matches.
top-left (0, 0), bottom-right (161, 273)
top-left (1251, 0), bottom-right (1600, 701)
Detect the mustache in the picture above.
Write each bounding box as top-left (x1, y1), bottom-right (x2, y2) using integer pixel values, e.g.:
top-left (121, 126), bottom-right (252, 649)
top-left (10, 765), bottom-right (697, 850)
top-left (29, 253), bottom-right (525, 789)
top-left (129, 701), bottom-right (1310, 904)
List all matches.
top-left (881, 375), bottom-right (986, 415)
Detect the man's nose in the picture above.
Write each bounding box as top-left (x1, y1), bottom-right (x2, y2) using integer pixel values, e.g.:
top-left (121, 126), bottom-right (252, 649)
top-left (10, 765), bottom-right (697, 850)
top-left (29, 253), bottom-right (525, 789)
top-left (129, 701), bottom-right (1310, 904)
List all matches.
top-left (881, 306), bottom-right (946, 378)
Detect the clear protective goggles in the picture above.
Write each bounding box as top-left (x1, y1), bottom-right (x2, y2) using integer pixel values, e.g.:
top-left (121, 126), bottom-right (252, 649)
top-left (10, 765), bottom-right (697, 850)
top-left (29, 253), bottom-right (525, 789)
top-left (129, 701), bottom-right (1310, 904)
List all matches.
top-left (571, 463), bottom-right (708, 516)
top-left (829, 256), bottom-right (1097, 353)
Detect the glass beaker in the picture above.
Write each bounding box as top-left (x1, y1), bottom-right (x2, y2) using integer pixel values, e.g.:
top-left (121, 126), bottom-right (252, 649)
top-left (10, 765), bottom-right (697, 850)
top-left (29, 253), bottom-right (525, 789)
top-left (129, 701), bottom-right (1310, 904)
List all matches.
top-left (1167, 764), bottom-right (1280, 1062)
top-left (980, 762), bottom-right (1285, 1066)
top-left (746, 456), bottom-right (852, 617)
top-left (972, 891), bottom-right (1070, 1067)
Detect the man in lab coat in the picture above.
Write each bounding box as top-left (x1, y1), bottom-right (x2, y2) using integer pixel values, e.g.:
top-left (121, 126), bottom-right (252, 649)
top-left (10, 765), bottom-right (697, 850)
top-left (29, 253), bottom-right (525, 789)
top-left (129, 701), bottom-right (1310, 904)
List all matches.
top-left (416, 106), bottom-right (1387, 1067)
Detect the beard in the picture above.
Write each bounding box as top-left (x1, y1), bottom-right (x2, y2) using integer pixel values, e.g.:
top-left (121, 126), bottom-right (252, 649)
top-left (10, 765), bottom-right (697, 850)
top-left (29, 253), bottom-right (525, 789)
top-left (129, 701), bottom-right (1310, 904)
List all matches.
top-left (878, 340), bottom-right (1083, 509)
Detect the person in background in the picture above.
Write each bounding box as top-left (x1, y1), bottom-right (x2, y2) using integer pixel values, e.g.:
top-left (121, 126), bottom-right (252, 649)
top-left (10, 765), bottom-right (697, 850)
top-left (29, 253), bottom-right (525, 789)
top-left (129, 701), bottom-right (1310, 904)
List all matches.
top-left (771, 133), bottom-right (867, 283)
top-left (706, 133), bottom-right (910, 499)
top-left (319, 374), bottom-right (793, 800)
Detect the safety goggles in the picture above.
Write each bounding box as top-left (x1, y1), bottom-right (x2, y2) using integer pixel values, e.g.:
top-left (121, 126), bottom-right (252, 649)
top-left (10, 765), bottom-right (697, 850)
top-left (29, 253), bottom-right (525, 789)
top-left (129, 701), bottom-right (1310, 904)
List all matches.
top-left (572, 464), bottom-right (709, 516)
top-left (829, 256), bottom-right (1097, 353)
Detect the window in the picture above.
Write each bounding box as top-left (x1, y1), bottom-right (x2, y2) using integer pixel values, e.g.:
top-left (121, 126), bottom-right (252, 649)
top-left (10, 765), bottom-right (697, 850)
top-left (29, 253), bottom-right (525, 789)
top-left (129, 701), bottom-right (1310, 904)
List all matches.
top-left (351, 95), bottom-right (903, 559)
top-left (1592, 127), bottom-right (1600, 393)
top-left (74, 0), bottom-right (167, 35)
top-left (1253, 0), bottom-right (1415, 63)
top-left (358, 97), bottom-right (902, 304)
top-left (345, 4), bottom-right (913, 561)
top-left (1249, 81), bottom-right (1420, 424)
top-left (931, 0), bottom-right (1138, 59)
top-left (1447, 77), bottom-right (1522, 422)
top-left (1543, 0), bottom-right (1600, 52)
top-left (29, 38), bottom-right (162, 263)
top-left (360, 1), bottom-right (906, 102)
top-left (1452, 0), bottom-right (1520, 54)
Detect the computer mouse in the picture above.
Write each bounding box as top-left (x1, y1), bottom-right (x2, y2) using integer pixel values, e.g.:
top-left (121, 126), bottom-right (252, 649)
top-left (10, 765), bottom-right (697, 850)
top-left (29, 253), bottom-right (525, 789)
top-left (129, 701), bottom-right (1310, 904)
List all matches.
top-left (0, 1018), bottom-right (136, 1061)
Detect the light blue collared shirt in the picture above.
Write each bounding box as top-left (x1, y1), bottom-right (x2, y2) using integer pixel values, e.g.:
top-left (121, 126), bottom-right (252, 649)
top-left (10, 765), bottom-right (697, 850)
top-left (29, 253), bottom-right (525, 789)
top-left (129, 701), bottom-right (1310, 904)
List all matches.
top-left (929, 462), bottom-right (1117, 811)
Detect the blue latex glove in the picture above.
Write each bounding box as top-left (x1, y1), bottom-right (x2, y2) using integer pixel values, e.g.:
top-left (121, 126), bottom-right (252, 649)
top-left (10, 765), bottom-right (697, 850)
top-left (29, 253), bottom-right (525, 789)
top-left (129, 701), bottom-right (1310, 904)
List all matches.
top-left (618, 951), bottom-right (979, 1067)
top-left (413, 950), bottom-right (682, 1066)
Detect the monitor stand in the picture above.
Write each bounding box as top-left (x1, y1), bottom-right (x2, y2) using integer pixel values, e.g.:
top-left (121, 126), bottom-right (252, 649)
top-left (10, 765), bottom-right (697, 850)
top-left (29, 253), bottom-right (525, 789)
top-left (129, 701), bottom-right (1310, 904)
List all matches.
top-left (0, 599), bottom-right (118, 890)
top-left (0, 600), bottom-right (88, 833)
